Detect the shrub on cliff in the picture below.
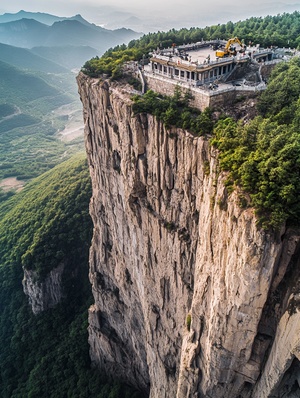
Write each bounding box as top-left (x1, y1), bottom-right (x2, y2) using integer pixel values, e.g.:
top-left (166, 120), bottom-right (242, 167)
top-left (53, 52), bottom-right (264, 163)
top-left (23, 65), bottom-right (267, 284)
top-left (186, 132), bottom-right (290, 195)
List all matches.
top-left (132, 88), bottom-right (214, 135)
top-left (82, 47), bottom-right (144, 78)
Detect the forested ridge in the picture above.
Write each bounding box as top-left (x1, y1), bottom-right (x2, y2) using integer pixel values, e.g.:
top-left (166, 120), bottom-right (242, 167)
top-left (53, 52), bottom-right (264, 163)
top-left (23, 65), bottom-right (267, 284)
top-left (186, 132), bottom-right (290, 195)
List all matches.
top-left (0, 155), bottom-right (91, 279)
top-left (82, 11), bottom-right (300, 78)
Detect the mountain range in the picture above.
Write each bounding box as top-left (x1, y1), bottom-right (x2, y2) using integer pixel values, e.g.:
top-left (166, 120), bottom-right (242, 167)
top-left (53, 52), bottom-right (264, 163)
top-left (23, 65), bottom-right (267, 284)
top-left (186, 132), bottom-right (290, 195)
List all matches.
top-left (0, 11), bottom-right (141, 69)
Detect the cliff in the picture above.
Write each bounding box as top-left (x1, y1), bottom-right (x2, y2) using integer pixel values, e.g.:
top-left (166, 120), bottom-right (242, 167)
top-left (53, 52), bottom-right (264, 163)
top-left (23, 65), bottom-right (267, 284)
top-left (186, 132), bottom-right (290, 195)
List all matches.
top-left (22, 263), bottom-right (65, 314)
top-left (77, 73), bottom-right (300, 398)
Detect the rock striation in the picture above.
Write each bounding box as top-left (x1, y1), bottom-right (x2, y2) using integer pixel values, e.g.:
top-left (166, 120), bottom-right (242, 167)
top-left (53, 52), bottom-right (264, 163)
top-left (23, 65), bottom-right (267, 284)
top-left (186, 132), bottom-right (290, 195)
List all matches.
top-left (77, 73), bottom-right (300, 398)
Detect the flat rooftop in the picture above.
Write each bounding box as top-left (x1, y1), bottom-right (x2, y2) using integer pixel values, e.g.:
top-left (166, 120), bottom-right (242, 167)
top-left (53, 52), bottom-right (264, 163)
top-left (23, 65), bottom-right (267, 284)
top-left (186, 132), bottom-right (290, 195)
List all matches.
top-left (153, 46), bottom-right (225, 64)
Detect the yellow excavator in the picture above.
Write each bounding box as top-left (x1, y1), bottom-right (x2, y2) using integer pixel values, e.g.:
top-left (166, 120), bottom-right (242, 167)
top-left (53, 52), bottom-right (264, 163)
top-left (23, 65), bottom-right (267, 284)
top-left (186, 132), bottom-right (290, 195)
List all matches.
top-left (216, 37), bottom-right (244, 58)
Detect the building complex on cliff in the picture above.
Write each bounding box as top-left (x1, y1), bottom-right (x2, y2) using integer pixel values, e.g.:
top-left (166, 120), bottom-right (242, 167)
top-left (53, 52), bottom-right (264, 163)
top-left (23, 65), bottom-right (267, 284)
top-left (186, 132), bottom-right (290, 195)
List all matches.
top-left (140, 39), bottom-right (294, 110)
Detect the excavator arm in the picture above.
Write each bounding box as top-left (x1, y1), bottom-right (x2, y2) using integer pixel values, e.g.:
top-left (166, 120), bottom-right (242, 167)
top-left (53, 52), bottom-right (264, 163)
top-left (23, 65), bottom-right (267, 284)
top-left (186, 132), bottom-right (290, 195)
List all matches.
top-left (224, 37), bottom-right (243, 50)
top-left (216, 37), bottom-right (244, 58)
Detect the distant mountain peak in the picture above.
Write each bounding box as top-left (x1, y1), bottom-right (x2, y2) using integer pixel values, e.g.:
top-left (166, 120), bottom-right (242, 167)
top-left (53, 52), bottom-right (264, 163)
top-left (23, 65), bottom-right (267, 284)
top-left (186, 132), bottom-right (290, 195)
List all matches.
top-left (68, 14), bottom-right (95, 27)
top-left (0, 10), bottom-right (62, 25)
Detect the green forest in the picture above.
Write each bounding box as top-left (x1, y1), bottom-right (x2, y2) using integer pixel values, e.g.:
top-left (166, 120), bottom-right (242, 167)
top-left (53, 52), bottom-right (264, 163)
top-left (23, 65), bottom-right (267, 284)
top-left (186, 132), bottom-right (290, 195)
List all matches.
top-left (0, 156), bottom-right (143, 397)
top-left (132, 87), bottom-right (214, 134)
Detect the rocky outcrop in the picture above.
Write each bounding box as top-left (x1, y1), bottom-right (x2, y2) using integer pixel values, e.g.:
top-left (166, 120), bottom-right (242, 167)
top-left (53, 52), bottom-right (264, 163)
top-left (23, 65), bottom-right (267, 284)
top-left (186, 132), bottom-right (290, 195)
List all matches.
top-left (22, 263), bottom-right (65, 314)
top-left (77, 73), bottom-right (300, 398)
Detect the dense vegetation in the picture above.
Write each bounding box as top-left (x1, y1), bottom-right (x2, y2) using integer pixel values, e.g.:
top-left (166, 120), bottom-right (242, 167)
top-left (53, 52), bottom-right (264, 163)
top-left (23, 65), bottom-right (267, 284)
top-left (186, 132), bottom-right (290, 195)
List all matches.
top-left (0, 156), bottom-right (144, 397)
top-left (82, 11), bottom-right (300, 78)
top-left (211, 58), bottom-right (300, 228)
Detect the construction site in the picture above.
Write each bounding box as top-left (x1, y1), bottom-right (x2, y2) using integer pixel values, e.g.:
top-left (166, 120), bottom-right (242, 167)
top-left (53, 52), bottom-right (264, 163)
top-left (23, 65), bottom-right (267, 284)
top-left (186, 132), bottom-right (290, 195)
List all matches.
top-left (140, 38), bottom-right (294, 110)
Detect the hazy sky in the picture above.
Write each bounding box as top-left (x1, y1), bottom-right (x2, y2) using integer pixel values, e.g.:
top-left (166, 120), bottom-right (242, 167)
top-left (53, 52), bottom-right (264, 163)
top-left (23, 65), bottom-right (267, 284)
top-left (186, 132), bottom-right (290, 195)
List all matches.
top-left (1, 1), bottom-right (300, 31)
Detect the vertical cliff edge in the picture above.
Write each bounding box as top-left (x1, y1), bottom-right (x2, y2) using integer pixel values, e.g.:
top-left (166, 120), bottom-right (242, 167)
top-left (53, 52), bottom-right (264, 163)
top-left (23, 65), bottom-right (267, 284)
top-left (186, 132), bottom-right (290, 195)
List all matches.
top-left (77, 73), bottom-right (300, 398)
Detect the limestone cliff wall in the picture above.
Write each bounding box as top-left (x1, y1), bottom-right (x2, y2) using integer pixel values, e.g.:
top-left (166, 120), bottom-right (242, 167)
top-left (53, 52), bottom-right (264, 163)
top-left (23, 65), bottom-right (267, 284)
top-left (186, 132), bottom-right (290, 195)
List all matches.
top-left (77, 73), bottom-right (300, 398)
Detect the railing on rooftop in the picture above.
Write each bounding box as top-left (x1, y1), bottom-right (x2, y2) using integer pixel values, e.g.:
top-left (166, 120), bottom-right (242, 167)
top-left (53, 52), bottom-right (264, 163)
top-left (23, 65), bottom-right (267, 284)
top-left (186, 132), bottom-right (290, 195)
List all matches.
top-left (196, 54), bottom-right (250, 68)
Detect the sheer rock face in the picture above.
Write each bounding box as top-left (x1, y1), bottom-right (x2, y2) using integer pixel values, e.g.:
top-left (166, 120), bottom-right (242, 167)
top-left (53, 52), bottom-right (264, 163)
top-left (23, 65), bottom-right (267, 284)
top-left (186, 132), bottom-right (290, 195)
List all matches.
top-left (22, 263), bottom-right (65, 315)
top-left (77, 73), bottom-right (300, 398)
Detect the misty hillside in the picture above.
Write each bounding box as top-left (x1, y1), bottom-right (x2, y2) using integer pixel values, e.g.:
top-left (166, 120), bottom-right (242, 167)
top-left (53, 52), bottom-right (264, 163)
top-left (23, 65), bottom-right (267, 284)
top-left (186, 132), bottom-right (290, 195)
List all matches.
top-left (0, 18), bottom-right (49, 47)
top-left (30, 45), bottom-right (98, 70)
top-left (0, 10), bottom-right (103, 27)
top-left (0, 60), bottom-right (63, 105)
top-left (0, 43), bottom-right (67, 73)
